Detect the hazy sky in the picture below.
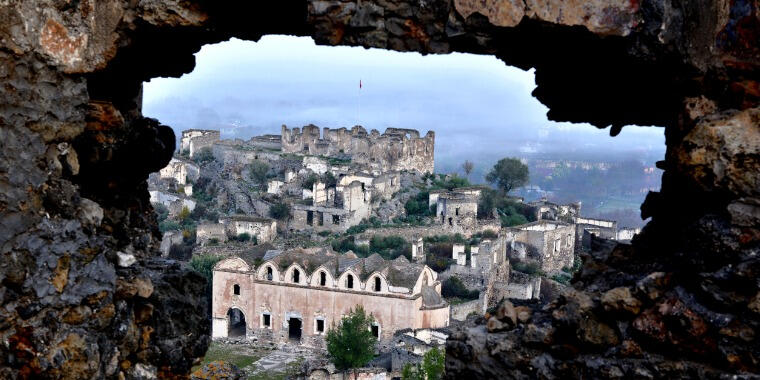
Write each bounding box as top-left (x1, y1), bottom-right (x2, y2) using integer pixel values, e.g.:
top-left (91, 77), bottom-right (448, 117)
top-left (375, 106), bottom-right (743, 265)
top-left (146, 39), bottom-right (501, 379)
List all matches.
top-left (143, 35), bottom-right (665, 172)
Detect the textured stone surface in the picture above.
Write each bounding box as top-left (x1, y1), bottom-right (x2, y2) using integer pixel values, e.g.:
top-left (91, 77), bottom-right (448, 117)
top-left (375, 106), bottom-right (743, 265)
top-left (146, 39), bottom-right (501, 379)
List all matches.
top-left (0, 0), bottom-right (758, 378)
top-left (190, 361), bottom-right (245, 380)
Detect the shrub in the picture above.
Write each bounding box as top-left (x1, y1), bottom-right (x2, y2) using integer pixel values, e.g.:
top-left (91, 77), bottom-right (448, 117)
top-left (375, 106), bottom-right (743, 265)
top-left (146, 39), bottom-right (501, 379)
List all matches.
top-left (154, 203), bottom-right (169, 222)
top-left (178, 206), bottom-right (191, 221)
top-left (512, 261), bottom-right (540, 275)
top-left (442, 277), bottom-right (479, 300)
top-left (159, 219), bottom-right (180, 233)
top-left (552, 273), bottom-right (571, 285)
top-left (322, 171), bottom-right (337, 188)
top-left (424, 234), bottom-right (466, 244)
top-left (269, 202), bottom-right (290, 220)
top-left (332, 236), bottom-right (358, 253)
top-left (235, 233), bottom-right (251, 242)
top-left (248, 160), bottom-right (270, 184)
top-left (369, 236), bottom-right (409, 260)
top-left (318, 231), bottom-right (332, 237)
top-left (429, 174), bottom-right (471, 191)
top-left (426, 256), bottom-right (452, 272)
top-left (302, 173), bottom-right (319, 190)
top-left (189, 204), bottom-right (218, 222)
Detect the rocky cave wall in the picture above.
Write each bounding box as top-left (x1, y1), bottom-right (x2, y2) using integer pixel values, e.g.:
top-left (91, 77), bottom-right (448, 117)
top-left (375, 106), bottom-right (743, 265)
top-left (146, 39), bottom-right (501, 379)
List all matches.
top-left (0, 0), bottom-right (757, 378)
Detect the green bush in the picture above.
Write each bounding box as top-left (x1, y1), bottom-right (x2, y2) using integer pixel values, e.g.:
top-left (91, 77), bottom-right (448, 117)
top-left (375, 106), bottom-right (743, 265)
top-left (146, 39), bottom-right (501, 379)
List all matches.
top-left (318, 231), bottom-right (332, 237)
top-left (477, 188), bottom-right (534, 225)
top-left (154, 203), bottom-right (169, 222)
top-left (512, 261), bottom-right (541, 275)
top-left (322, 171), bottom-right (337, 188)
top-left (552, 273), bottom-right (572, 285)
top-left (235, 233), bottom-right (251, 242)
top-left (429, 174), bottom-right (471, 191)
top-left (159, 219), bottom-right (181, 233)
top-left (369, 236), bottom-right (410, 260)
top-left (404, 190), bottom-right (434, 217)
top-left (189, 204), bottom-right (218, 222)
top-left (426, 256), bottom-right (452, 272)
top-left (269, 202), bottom-right (290, 220)
top-left (442, 277), bottom-right (479, 300)
top-left (302, 173), bottom-right (319, 190)
top-left (424, 234), bottom-right (466, 244)
top-left (248, 160), bottom-right (270, 184)
top-left (332, 236), bottom-right (358, 253)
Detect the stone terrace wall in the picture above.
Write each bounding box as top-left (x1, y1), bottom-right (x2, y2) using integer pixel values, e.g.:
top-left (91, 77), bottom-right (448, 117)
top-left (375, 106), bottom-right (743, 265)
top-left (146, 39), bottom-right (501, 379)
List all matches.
top-left (451, 298), bottom-right (482, 321)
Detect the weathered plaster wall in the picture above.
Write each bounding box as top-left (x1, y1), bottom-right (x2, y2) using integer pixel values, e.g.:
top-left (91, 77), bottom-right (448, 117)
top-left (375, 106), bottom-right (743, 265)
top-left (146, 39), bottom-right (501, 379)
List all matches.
top-left (212, 267), bottom-right (449, 343)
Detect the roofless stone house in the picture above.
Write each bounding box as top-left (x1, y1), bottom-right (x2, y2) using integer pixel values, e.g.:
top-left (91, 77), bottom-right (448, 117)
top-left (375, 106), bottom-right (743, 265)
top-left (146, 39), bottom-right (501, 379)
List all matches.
top-left (212, 248), bottom-right (449, 346)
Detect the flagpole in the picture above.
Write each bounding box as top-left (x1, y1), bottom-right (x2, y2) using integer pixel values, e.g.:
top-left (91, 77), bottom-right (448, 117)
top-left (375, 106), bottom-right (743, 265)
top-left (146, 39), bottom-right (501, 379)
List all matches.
top-left (357, 79), bottom-right (361, 126)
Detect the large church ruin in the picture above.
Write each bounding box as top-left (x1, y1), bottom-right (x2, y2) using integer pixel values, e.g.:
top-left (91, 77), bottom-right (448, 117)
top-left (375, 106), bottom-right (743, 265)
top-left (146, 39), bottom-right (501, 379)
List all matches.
top-left (211, 248), bottom-right (449, 345)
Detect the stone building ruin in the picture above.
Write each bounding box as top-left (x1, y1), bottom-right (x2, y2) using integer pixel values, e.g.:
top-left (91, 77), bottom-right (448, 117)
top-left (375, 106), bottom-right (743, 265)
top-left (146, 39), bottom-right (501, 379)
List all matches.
top-left (292, 179), bottom-right (373, 233)
top-left (196, 216), bottom-right (277, 245)
top-left (158, 157), bottom-right (200, 186)
top-left (2, 0), bottom-right (758, 379)
top-left (510, 220), bottom-right (576, 274)
top-left (180, 129), bottom-right (221, 157)
top-left (282, 125), bottom-right (435, 174)
top-left (211, 248), bottom-right (449, 345)
top-left (527, 197), bottom-right (582, 223)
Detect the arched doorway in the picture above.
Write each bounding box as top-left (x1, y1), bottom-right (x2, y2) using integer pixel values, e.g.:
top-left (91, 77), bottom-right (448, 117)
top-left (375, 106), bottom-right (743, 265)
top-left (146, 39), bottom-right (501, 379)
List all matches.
top-left (227, 308), bottom-right (246, 338)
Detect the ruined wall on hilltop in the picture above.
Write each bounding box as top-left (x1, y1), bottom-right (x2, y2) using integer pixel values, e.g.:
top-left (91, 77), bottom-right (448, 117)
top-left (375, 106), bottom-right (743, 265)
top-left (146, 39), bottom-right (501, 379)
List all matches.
top-left (0, 0), bottom-right (758, 378)
top-left (282, 125), bottom-right (435, 173)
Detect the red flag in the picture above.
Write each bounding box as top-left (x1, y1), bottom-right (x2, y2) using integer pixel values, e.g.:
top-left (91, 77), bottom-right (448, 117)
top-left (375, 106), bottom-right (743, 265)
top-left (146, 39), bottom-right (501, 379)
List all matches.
top-left (359, 79), bottom-right (362, 89)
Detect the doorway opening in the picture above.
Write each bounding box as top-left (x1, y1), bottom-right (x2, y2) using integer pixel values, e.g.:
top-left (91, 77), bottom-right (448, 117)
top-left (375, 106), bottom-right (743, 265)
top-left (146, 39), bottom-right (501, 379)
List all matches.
top-left (227, 308), bottom-right (246, 337)
top-left (288, 317), bottom-right (302, 342)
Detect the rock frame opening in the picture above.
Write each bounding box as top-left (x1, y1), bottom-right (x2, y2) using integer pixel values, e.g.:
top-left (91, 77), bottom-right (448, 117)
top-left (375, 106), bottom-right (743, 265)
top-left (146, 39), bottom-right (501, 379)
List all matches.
top-left (0, 1), bottom-right (757, 378)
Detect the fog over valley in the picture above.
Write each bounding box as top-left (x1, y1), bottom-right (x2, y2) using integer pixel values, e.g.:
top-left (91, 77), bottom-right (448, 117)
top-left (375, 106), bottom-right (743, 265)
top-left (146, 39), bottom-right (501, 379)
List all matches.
top-left (143, 35), bottom-right (665, 226)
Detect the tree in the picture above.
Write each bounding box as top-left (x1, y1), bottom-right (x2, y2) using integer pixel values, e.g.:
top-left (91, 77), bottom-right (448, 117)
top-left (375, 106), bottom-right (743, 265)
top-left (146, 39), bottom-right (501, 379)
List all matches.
top-left (248, 160), bottom-right (270, 184)
top-left (402, 363), bottom-right (424, 380)
top-left (326, 306), bottom-right (377, 374)
top-left (423, 347), bottom-right (445, 380)
top-left (461, 160), bottom-right (474, 179)
top-left (486, 157), bottom-right (529, 193)
top-left (189, 254), bottom-right (223, 314)
top-left (402, 347), bottom-right (445, 380)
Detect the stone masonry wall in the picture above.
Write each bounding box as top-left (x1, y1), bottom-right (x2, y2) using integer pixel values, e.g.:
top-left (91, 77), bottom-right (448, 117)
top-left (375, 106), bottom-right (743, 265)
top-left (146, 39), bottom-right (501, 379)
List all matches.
top-left (282, 125), bottom-right (435, 173)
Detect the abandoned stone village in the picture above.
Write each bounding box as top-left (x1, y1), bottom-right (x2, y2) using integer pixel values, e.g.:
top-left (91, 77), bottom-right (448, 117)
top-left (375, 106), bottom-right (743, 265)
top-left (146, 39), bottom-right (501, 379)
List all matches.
top-left (2, 1), bottom-right (758, 379)
top-left (145, 125), bottom-right (644, 378)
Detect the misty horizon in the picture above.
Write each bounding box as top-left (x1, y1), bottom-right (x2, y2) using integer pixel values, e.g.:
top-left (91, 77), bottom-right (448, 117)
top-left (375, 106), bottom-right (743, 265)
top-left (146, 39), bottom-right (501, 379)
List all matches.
top-left (143, 35), bottom-right (666, 176)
